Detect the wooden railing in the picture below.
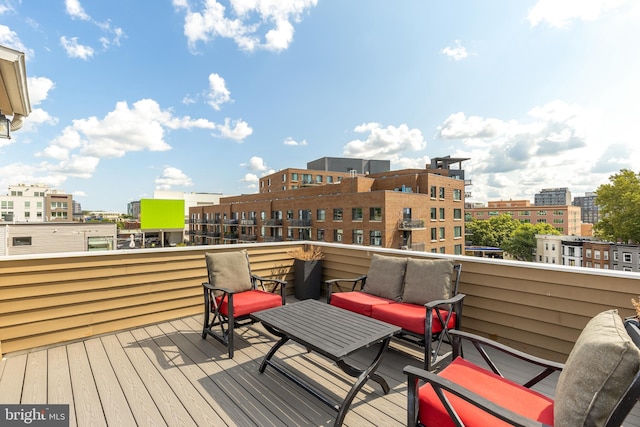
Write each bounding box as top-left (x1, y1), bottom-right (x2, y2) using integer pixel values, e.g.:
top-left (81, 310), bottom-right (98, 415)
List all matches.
top-left (1, 242), bottom-right (638, 361)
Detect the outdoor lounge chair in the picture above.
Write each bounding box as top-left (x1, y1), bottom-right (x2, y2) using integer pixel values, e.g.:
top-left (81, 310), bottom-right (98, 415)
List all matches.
top-left (404, 309), bottom-right (640, 426)
top-left (202, 249), bottom-right (286, 358)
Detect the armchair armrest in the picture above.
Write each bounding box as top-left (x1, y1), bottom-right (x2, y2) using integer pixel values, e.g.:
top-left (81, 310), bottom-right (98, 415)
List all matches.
top-left (424, 293), bottom-right (466, 309)
top-left (252, 274), bottom-right (287, 304)
top-left (448, 330), bottom-right (564, 388)
top-left (202, 281), bottom-right (233, 294)
top-left (404, 365), bottom-right (551, 427)
top-left (325, 275), bottom-right (367, 303)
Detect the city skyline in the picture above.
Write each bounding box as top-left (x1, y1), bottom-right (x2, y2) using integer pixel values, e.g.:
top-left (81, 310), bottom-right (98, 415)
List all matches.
top-left (1, 1), bottom-right (639, 211)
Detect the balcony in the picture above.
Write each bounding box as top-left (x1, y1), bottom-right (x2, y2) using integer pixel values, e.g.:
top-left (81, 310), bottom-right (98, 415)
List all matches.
top-left (263, 219), bottom-right (283, 227)
top-left (288, 219), bottom-right (312, 228)
top-left (2, 242), bottom-right (640, 425)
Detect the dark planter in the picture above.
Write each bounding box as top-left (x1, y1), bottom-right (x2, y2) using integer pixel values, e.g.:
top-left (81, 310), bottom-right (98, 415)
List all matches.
top-left (294, 259), bottom-right (322, 300)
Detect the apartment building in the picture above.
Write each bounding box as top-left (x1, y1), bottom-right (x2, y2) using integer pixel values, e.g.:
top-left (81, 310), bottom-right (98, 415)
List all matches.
top-left (189, 164), bottom-right (466, 254)
top-left (573, 192), bottom-right (600, 224)
top-left (583, 241), bottom-right (612, 269)
top-left (0, 184), bottom-right (73, 222)
top-left (535, 187), bottom-right (572, 206)
top-left (467, 199), bottom-right (582, 235)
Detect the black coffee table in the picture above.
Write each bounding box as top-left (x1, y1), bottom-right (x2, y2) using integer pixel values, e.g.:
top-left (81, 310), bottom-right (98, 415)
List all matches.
top-left (251, 299), bottom-right (401, 426)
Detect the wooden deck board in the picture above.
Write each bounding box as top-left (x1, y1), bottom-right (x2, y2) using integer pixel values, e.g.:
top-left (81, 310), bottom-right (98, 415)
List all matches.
top-left (2, 311), bottom-right (640, 427)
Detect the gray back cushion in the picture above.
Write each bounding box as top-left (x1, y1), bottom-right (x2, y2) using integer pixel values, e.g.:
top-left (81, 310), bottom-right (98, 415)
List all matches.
top-left (554, 309), bottom-right (640, 426)
top-left (205, 250), bottom-right (253, 293)
top-left (402, 258), bottom-right (454, 305)
top-left (362, 254), bottom-right (407, 301)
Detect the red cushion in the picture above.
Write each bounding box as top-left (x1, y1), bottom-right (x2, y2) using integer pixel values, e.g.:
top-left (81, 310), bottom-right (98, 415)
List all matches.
top-left (330, 291), bottom-right (392, 317)
top-left (371, 302), bottom-right (456, 334)
top-left (418, 357), bottom-right (554, 427)
top-left (215, 290), bottom-right (282, 318)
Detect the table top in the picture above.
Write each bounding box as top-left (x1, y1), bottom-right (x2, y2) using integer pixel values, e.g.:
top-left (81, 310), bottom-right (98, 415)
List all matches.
top-left (251, 299), bottom-right (401, 361)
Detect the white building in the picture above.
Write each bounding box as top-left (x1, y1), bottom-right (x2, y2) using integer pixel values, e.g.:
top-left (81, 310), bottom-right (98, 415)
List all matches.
top-left (0, 184), bottom-right (49, 222)
top-left (0, 222), bottom-right (117, 256)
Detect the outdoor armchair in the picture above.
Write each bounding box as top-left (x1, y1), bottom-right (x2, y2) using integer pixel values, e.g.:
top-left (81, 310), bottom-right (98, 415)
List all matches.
top-left (202, 249), bottom-right (286, 359)
top-left (404, 310), bottom-right (640, 426)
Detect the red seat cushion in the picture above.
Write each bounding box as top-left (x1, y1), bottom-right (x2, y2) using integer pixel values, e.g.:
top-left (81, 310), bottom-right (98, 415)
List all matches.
top-left (371, 302), bottom-right (455, 335)
top-left (215, 290), bottom-right (282, 318)
top-left (330, 291), bottom-right (392, 317)
top-left (418, 357), bottom-right (554, 427)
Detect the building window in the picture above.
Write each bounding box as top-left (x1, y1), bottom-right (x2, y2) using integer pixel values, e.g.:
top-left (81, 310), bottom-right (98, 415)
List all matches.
top-left (430, 186), bottom-right (437, 198)
top-left (317, 209), bottom-right (326, 221)
top-left (537, 210), bottom-right (547, 215)
top-left (24, 201), bottom-right (30, 208)
top-left (334, 229), bottom-right (343, 242)
top-left (317, 229), bottom-right (325, 241)
top-left (454, 226), bottom-right (462, 238)
top-left (430, 208), bottom-right (437, 220)
top-left (352, 207), bottom-right (363, 221)
top-left (604, 251), bottom-right (609, 260)
top-left (594, 250), bottom-right (601, 260)
top-left (439, 207), bottom-right (445, 220)
top-left (353, 229), bottom-right (363, 245)
top-left (291, 173), bottom-right (298, 181)
top-left (316, 175), bottom-right (323, 183)
top-left (454, 208), bottom-right (462, 220)
top-left (454, 244), bottom-right (462, 255)
top-left (520, 211), bottom-right (530, 216)
top-left (430, 227), bottom-right (437, 241)
top-left (613, 251), bottom-right (619, 261)
top-left (623, 252), bottom-right (632, 263)
top-left (333, 208), bottom-right (343, 221)
top-left (282, 174), bottom-right (286, 182)
top-left (369, 207), bottom-right (382, 221)
top-left (287, 210), bottom-right (294, 220)
top-left (327, 176), bottom-right (333, 183)
top-left (13, 236), bottom-right (32, 246)
top-left (439, 187), bottom-right (445, 199)
top-left (370, 230), bottom-right (382, 246)
top-left (453, 189), bottom-right (462, 201)
top-left (302, 173), bottom-right (312, 184)
top-left (439, 227), bottom-right (445, 240)
top-left (586, 248), bottom-right (592, 258)
top-left (24, 212), bottom-right (30, 218)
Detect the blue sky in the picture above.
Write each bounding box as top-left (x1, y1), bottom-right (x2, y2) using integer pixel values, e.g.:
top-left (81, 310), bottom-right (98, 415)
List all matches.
top-left (1, 0), bottom-right (639, 212)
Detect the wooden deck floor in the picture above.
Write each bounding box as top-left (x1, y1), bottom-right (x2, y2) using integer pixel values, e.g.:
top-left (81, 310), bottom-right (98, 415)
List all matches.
top-left (1, 312), bottom-right (639, 426)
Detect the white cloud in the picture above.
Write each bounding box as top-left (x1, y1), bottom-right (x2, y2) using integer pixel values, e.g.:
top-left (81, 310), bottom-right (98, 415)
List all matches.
top-left (528, 0), bottom-right (629, 28)
top-left (343, 123), bottom-right (426, 161)
top-left (206, 73), bottom-right (231, 110)
top-left (60, 36), bottom-right (94, 60)
top-left (20, 108), bottom-right (58, 132)
top-left (155, 166), bottom-right (194, 190)
top-left (437, 100), bottom-right (613, 204)
top-left (284, 137), bottom-right (307, 146)
top-left (73, 190), bottom-right (87, 197)
top-left (241, 173), bottom-right (258, 183)
top-left (176, 0), bottom-right (318, 52)
top-left (65, 0), bottom-right (90, 20)
top-left (243, 156), bottom-right (268, 171)
top-left (441, 40), bottom-right (468, 61)
top-left (27, 76), bottom-right (55, 105)
top-left (0, 24), bottom-right (35, 59)
top-left (216, 118), bottom-right (253, 141)
top-left (38, 99), bottom-right (218, 169)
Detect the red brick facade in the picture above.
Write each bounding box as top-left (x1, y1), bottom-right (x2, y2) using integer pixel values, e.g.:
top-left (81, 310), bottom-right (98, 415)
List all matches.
top-left (189, 168), bottom-right (466, 254)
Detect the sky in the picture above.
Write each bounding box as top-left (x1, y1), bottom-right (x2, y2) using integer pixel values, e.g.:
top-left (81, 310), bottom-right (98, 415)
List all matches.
top-left (1, 0), bottom-right (639, 212)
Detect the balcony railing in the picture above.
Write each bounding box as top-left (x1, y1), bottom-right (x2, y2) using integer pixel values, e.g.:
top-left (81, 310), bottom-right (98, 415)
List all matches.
top-left (288, 219), bottom-right (312, 228)
top-left (1, 242), bottom-right (639, 364)
top-left (263, 219), bottom-right (283, 227)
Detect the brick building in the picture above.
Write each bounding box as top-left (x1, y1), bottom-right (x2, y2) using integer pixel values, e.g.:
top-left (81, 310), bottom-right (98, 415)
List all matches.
top-left (466, 199), bottom-right (582, 235)
top-left (189, 164), bottom-right (466, 254)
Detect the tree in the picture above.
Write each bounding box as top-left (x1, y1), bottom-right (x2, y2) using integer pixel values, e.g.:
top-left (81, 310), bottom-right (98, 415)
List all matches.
top-left (594, 169), bottom-right (640, 243)
top-left (466, 214), bottom-right (520, 248)
top-left (502, 222), bottom-right (560, 262)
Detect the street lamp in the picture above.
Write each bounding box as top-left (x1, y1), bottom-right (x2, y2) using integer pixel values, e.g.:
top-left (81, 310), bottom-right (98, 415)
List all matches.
top-left (0, 110), bottom-right (10, 139)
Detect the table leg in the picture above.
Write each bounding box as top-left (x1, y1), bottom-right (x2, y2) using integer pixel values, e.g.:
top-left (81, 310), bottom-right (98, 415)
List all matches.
top-left (259, 334), bottom-right (289, 373)
top-left (334, 338), bottom-right (392, 426)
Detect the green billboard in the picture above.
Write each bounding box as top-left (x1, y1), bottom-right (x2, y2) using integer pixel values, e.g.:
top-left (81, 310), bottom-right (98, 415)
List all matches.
top-left (140, 199), bottom-right (185, 230)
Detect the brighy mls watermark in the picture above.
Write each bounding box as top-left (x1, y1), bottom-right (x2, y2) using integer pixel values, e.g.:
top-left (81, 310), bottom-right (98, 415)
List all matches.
top-left (1, 405), bottom-right (69, 426)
